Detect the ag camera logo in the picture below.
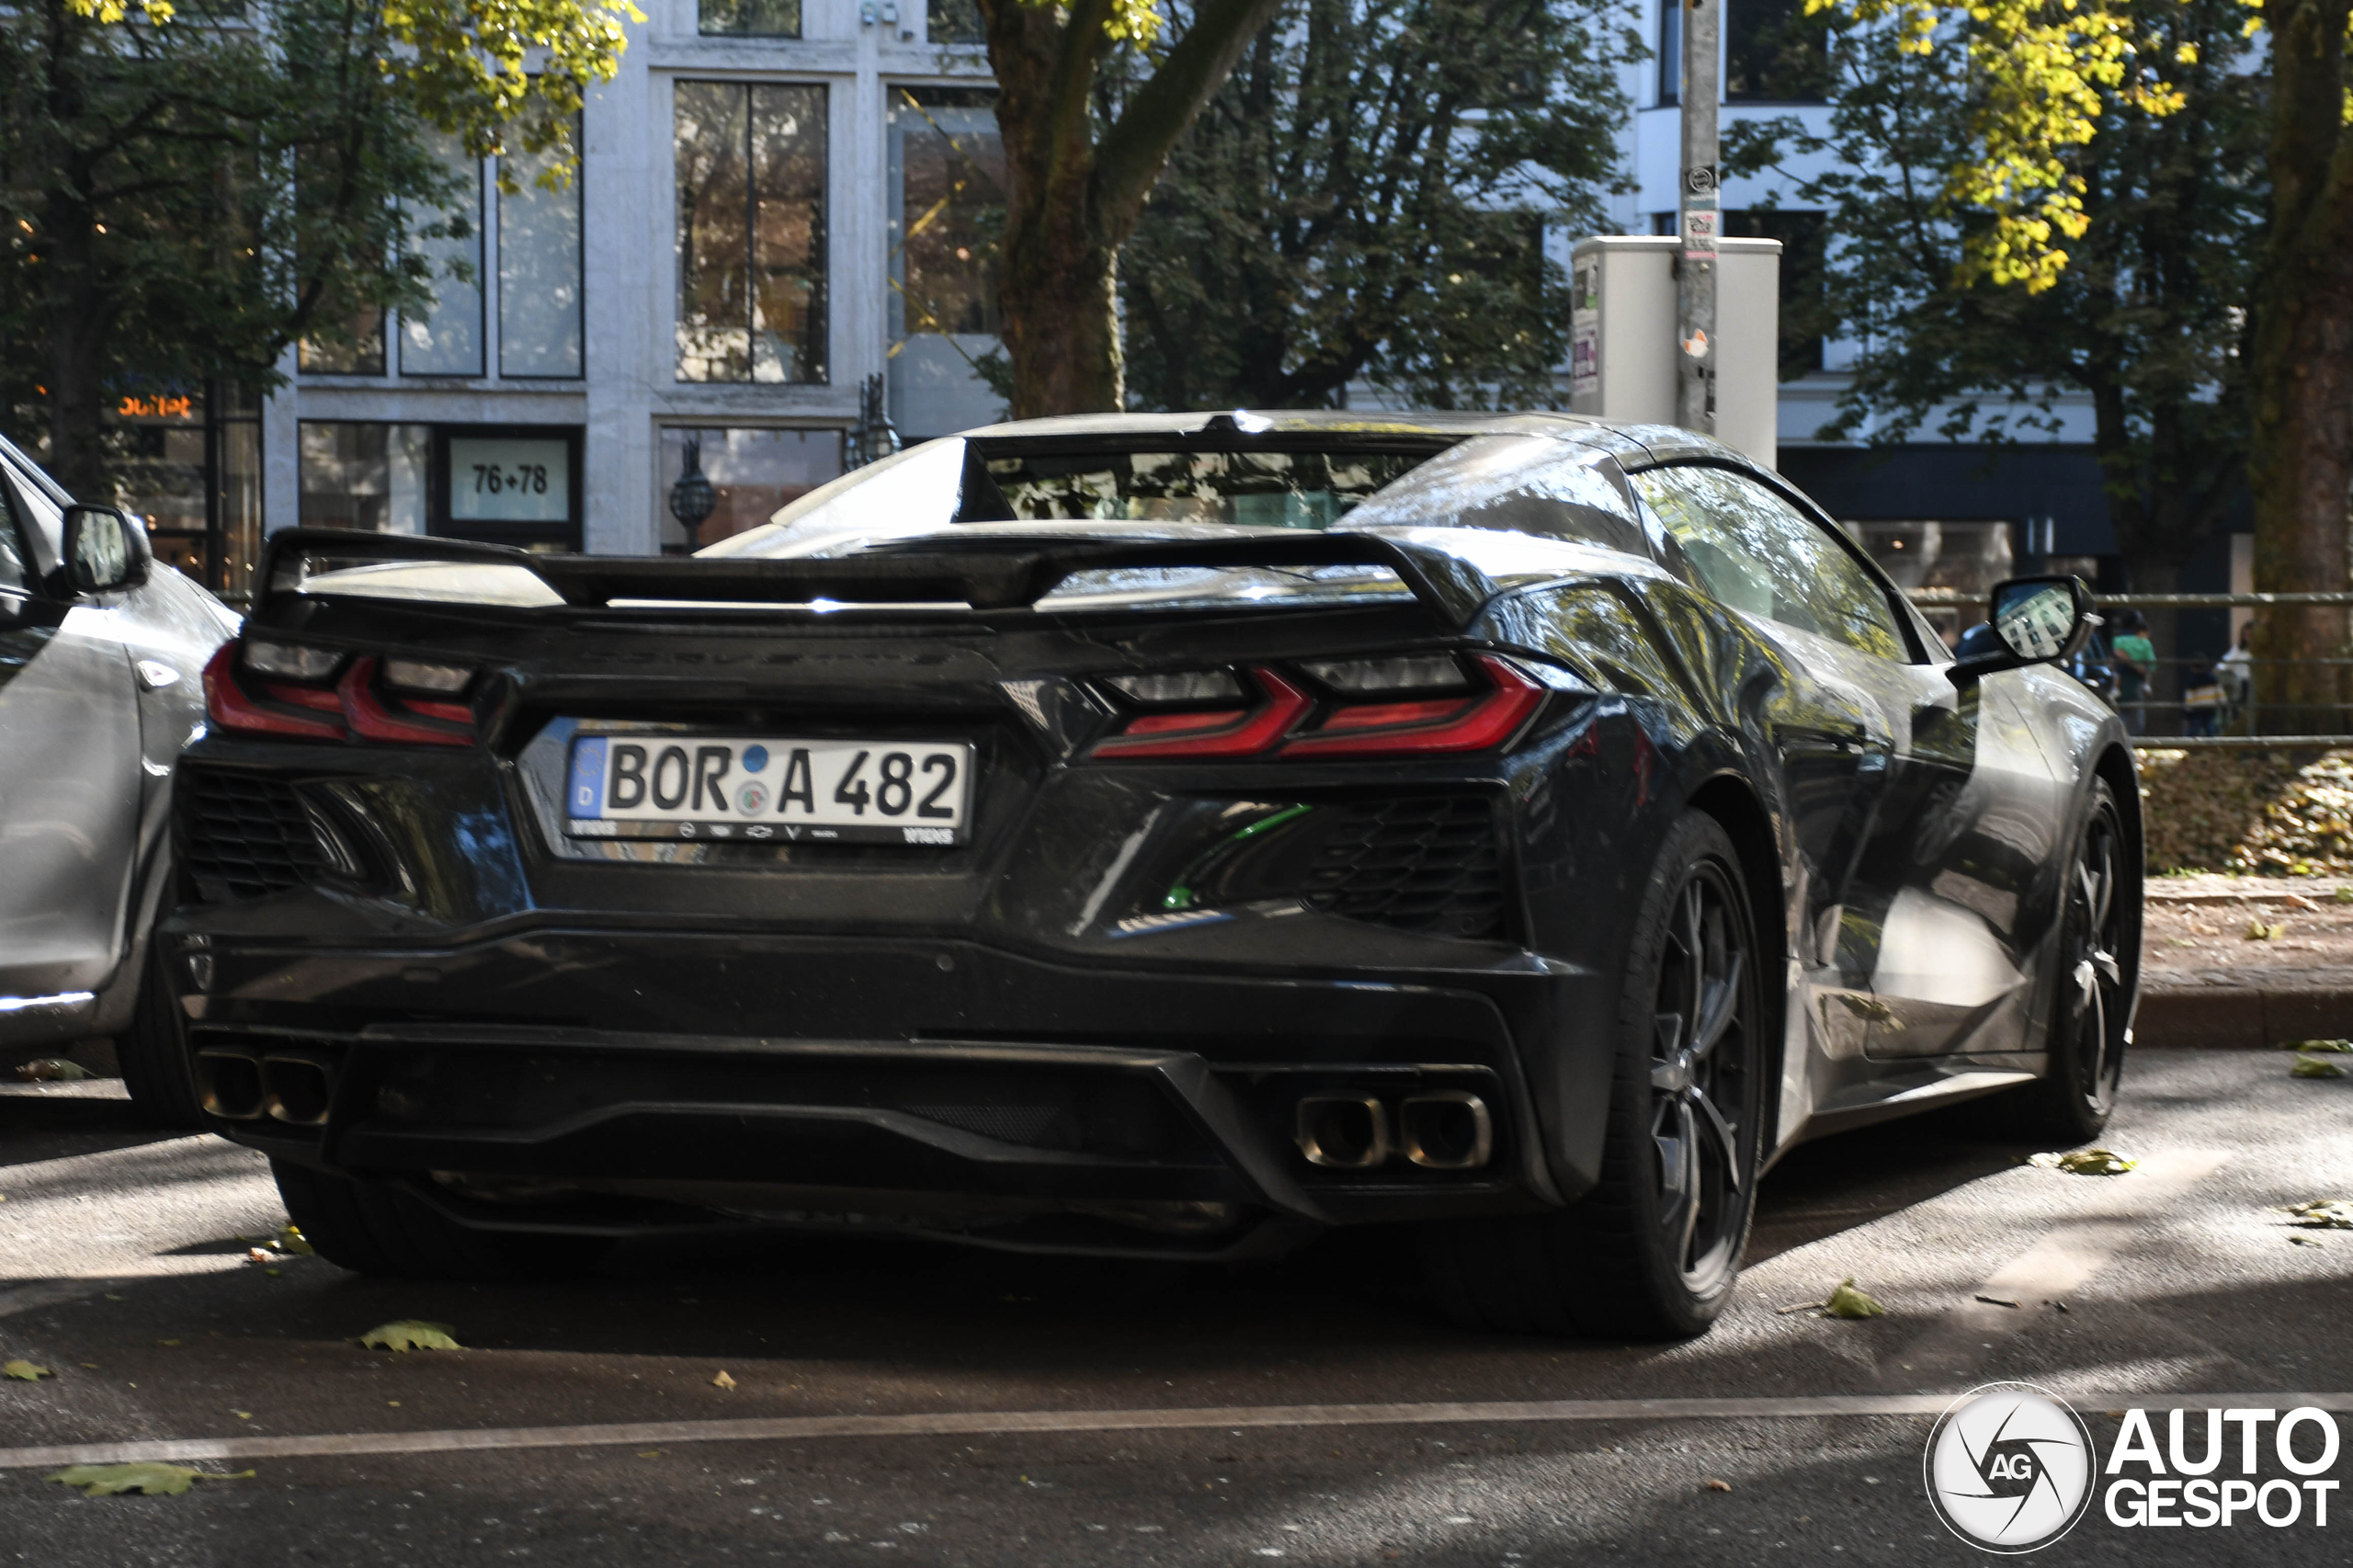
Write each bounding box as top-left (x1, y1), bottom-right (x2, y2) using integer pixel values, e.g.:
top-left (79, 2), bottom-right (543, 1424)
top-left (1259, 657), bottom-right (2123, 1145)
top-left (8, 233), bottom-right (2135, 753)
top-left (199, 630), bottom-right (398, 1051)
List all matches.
top-left (1924, 1382), bottom-right (2096, 1553)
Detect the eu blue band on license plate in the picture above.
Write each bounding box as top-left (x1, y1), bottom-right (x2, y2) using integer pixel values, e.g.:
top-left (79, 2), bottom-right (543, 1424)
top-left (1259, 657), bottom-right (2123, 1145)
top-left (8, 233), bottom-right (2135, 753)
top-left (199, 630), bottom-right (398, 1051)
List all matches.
top-left (562, 732), bottom-right (972, 846)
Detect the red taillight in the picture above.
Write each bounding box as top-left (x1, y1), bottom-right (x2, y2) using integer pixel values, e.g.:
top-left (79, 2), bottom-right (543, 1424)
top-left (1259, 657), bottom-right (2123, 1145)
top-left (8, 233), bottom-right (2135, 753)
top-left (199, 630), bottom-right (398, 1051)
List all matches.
top-left (204, 643), bottom-right (345, 740)
top-left (204, 643), bottom-right (474, 746)
top-left (1087, 655), bottom-right (1547, 760)
top-left (1279, 655), bottom-right (1544, 757)
top-left (1090, 671), bottom-right (1313, 758)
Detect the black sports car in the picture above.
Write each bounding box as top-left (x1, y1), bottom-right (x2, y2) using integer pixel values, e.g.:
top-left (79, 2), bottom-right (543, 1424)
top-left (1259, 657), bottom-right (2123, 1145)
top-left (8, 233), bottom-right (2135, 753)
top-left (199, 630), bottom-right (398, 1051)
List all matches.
top-left (163, 412), bottom-right (2138, 1339)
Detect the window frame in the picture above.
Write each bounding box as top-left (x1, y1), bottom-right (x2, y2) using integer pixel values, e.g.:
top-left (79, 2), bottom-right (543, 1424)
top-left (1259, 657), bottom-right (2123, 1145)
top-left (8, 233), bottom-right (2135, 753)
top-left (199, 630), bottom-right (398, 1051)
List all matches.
top-left (671, 76), bottom-right (833, 388)
top-left (1630, 459), bottom-right (1939, 665)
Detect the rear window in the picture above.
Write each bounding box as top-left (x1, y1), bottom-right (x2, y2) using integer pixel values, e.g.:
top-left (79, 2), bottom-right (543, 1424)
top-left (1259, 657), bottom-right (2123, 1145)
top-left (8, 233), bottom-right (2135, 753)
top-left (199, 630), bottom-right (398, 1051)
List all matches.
top-left (973, 448), bottom-right (1428, 528)
top-left (704, 437), bottom-right (1448, 558)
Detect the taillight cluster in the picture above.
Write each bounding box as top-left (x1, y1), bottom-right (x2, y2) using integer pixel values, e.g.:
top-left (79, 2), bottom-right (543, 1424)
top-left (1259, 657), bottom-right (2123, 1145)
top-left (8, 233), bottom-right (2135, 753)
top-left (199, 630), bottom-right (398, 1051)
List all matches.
top-left (203, 638), bottom-right (477, 746)
top-left (1090, 653), bottom-right (1548, 760)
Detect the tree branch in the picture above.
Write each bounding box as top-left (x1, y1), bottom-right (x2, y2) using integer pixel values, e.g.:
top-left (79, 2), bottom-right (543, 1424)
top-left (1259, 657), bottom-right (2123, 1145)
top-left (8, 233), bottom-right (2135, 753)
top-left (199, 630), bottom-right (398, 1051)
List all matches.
top-left (1094, 0), bottom-right (1287, 236)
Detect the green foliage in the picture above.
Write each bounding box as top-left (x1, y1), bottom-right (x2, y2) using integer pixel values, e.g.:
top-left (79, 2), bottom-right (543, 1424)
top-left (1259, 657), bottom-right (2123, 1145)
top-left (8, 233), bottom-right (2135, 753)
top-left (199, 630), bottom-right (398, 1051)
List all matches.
top-left (0, 0), bottom-right (630, 496)
top-left (1114, 0), bottom-right (1632, 411)
top-left (1729, 0), bottom-right (2262, 591)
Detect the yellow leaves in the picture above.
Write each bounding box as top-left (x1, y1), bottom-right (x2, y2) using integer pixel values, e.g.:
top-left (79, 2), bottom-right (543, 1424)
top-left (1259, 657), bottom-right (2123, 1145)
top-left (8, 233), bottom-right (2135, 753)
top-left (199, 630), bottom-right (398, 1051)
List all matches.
top-left (47, 1463), bottom-right (252, 1497)
top-left (2175, 40), bottom-right (2200, 62)
top-left (1819, 0), bottom-right (2183, 294)
top-left (3, 1360), bottom-right (52, 1381)
top-left (63, 0), bottom-right (176, 24)
top-left (711, 1369), bottom-right (737, 1390)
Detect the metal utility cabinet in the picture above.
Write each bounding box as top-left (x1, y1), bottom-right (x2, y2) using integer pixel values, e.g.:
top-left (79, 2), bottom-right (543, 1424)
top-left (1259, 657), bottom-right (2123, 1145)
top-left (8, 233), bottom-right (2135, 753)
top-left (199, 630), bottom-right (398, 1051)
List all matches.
top-left (1567, 235), bottom-right (1782, 470)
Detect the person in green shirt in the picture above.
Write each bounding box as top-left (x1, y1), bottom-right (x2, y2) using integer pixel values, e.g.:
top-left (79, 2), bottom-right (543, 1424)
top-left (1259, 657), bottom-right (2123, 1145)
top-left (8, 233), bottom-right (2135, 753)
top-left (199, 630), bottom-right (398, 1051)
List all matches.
top-left (2111, 612), bottom-right (2155, 734)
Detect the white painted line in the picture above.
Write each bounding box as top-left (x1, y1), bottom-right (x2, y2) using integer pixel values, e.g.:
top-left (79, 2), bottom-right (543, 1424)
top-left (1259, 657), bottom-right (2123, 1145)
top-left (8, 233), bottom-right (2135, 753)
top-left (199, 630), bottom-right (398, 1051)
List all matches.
top-left (2, 1392), bottom-right (2349, 1471)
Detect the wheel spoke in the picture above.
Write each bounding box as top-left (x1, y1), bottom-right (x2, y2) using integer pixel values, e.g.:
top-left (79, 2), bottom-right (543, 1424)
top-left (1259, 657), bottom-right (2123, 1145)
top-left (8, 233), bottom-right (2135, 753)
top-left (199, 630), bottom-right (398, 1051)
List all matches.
top-left (1688, 1085), bottom-right (1743, 1194)
top-left (1672, 1098), bottom-right (1701, 1266)
top-left (1690, 951), bottom-right (1745, 1061)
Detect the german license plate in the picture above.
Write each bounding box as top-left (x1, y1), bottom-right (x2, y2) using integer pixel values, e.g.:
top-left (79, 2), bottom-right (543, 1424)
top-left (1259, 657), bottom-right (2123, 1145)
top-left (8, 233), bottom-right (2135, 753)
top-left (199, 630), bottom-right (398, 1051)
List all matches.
top-left (563, 734), bottom-right (973, 845)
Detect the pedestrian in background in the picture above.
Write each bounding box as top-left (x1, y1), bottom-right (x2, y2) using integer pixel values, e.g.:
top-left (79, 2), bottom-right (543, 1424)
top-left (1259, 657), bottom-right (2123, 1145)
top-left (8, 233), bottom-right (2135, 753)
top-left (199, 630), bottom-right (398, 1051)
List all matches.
top-left (2111, 611), bottom-right (2155, 733)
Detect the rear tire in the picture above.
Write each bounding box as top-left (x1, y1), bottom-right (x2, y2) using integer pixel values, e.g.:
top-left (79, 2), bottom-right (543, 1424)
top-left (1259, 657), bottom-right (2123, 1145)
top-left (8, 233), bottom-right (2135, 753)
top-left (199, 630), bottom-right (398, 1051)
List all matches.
top-left (116, 944), bottom-right (204, 1130)
top-left (1421, 811), bottom-right (1768, 1338)
top-left (272, 1159), bottom-right (609, 1281)
top-left (1970, 778), bottom-right (2132, 1144)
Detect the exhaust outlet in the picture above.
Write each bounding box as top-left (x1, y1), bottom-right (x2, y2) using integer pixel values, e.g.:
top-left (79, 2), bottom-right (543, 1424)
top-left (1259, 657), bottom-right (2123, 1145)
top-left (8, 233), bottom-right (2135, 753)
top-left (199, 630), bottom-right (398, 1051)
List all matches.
top-left (196, 1051), bottom-right (266, 1120)
top-left (1400, 1091), bottom-right (1493, 1169)
top-left (1295, 1095), bottom-right (1390, 1168)
top-left (262, 1056), bottom-right (335, 1126)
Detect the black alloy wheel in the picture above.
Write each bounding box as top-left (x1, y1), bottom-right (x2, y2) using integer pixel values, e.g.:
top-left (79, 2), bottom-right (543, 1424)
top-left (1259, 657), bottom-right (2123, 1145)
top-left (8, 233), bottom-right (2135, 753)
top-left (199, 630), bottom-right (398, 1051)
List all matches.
top-left (1992, 778), bottom-right (2132, 1142)
top-left (1420, 811), bottom-right (1766, 1339)
top-left (1647, 854), bottom-right (1758, 1298)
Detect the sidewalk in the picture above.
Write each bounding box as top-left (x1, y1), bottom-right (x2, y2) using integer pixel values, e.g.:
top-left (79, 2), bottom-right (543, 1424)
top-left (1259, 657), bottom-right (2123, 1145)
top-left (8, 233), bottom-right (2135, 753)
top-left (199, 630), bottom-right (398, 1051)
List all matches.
top-left (2136, 873), bottom-right (2353, 1047)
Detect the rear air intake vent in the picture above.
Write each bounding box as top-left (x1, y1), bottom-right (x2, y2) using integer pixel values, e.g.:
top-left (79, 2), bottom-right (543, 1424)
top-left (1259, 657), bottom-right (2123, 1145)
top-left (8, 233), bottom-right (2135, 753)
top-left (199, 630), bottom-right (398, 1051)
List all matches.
top-left (1297, 797), bottom-right (1505, 938)
top-left (178, 771), bottom-right (330, 902)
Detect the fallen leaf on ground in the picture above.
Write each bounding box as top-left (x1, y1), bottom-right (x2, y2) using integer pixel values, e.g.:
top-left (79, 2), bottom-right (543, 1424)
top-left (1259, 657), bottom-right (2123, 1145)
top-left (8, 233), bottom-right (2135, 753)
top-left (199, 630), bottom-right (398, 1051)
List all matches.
top-left (356, 1321), bottom-right (460, 1352)
top-left (2338, 887), bottom-right (2353, 903)
top-left (1974, 1295), bottom-right (2021, 1309)
top-left (1824, 1278), bottom-right (1885, 1319)
top-left (3, 1360), bottom-right (51, 1381)
top-left (13, 1059), bottom-right (89, 1082)
top-left (2245, 920), bottom-right (2288, 941)
top-left (2281, 1199), bottom-right (2353, 1230)
top-left (1703, 1478), bottom-right (1733, 1492)
top-left (2292, 1056), bottom-right (2349, 1079)
top-left (233, 1410), bottom-right (251, 1420)
top-left (2286, 1039), bottom-right (2353, 1053)
top-left (2286, 892), bottom-right (2322, 912)
top-left (274, 1225), bottom-right (313, 1256)
top-left (244, 1248), bottom-right (272, 1264)
top-left (2030, 1149), bottom-right (2138, 1175)
top-left (46, 1463), bottom-right (252, 1496)
top-left (2290, 1235), bottom-right (2324, 1247)
top-left (711, 1369), bottom-right (737, 1391)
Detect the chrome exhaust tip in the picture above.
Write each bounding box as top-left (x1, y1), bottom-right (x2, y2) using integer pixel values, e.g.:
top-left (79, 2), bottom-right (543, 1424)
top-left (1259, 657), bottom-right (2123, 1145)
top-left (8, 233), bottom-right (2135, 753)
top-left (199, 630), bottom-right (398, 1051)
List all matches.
top-left (1400, 1091), bottom-right (1493, 1169)
top-left (195, 1051), bottom-right (265, 1120)
top-left (1295, 1094), bottom-right (1391, 1168)
top-left (261, 1055), bottom-right (335, 1126)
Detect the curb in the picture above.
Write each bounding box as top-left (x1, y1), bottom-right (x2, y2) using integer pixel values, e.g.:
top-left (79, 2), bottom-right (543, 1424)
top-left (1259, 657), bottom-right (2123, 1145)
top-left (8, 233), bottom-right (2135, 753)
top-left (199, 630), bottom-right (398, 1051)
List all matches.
top-left (2135, 986), bottom-right (2353, 1049)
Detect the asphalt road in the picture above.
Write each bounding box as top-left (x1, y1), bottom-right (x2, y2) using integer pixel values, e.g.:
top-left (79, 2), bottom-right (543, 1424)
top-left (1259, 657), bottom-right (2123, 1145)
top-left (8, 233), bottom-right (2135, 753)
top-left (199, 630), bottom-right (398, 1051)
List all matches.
top-left (1, 1048), bottom-right (2347, 1566)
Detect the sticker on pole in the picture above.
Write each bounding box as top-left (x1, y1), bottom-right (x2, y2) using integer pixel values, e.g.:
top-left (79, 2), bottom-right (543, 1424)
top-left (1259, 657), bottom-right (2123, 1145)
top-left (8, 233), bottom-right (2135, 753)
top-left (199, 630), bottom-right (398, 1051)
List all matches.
top-left (1924, 1381), bottom-right (2096, 1553)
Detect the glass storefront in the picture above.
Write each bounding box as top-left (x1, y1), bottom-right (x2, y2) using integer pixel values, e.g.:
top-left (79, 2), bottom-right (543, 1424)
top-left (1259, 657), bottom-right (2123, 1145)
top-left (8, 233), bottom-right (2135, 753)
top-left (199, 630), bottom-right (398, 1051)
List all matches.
top-left (108, 382), bottom-right (262, 601)
top-left (655, 425), bottom-right (843, 550)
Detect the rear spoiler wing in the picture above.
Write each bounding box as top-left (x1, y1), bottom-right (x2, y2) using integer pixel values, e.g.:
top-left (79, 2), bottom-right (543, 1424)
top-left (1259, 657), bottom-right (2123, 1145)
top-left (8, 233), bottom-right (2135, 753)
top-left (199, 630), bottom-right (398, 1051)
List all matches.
top-left (253, 528), bottom-right (1495, 626)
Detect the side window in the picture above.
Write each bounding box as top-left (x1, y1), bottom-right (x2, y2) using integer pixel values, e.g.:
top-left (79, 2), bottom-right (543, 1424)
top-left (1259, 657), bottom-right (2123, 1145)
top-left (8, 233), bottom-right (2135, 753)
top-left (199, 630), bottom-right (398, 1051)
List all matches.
top-left (1630, 464), bottom-right (1906, 661)
top-left (0, 474), bottom-right (32, 593)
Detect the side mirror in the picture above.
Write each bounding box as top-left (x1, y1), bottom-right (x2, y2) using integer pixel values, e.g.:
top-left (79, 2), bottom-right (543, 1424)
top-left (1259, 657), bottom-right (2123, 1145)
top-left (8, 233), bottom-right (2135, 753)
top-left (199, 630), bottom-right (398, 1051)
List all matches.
top-left (1950, 574), bottom-right (2097, 682)
top-left (63, 505), bottom-right (146, 594)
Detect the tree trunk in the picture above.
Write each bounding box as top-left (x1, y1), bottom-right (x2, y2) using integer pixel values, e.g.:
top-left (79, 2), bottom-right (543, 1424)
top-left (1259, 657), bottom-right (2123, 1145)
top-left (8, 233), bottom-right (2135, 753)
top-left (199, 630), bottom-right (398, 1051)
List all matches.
top-left (979, 0), bottom-right (1284, 417)
top-left (2245, 0), bottom-right (2353, 733)
top-left (39, 0), bottom-right (111, 501)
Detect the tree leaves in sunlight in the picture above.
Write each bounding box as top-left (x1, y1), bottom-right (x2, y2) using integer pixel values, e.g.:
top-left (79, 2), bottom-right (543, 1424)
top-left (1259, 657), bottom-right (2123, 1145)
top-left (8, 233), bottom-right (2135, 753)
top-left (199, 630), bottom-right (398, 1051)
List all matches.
top-left (357, 1321), bottom-right (461, 1352)
top-left (2030, 1149), bottom-right (2138, 1175)
top-left (46, 1463), bottom-right (254, 1496)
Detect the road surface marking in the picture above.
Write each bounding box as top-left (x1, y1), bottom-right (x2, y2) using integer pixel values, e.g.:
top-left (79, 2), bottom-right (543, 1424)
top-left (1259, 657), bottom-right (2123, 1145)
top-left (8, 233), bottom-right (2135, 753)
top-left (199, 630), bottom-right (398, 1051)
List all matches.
top-left (1, 1391), bottom-right (2348, 1471)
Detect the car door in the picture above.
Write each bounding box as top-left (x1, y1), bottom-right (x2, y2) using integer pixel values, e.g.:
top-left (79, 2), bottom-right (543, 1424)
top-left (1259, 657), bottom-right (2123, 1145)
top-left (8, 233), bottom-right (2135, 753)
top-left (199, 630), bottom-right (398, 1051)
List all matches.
top-left (0, 463), bottom-right (144, 1006)
top-left (1627, 464), bottom-right (1915, 1055)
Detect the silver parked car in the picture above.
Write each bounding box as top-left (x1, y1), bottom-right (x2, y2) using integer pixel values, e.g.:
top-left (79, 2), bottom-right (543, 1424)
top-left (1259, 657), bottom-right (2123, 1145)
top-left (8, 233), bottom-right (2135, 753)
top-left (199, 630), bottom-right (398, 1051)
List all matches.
top-left (0, 432), bottom-right (240, 1119)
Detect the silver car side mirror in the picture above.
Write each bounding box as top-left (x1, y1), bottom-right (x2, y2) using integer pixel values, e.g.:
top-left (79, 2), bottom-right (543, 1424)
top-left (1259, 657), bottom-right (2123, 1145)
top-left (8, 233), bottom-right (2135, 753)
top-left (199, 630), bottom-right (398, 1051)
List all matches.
top-left (63, 505), bottom-right (147, 594)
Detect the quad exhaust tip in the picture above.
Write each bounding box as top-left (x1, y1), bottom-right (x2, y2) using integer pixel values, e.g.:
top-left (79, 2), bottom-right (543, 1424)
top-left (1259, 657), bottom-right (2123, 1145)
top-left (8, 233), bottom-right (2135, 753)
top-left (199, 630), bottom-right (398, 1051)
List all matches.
top-left (196, 1049), bottom-right (336, 1126)
top-left (1295, 1090), bottom-right (1491, 1170)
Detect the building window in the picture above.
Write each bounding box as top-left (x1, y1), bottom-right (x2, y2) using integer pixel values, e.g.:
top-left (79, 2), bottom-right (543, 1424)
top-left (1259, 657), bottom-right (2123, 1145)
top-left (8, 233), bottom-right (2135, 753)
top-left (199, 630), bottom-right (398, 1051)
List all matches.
top-left (1724, 0), bottom-right (1832, 102)
top-left (500, 125), bottom-right (585, 379)
top-left (404, 137), bottom-right (486, 377)
top-left (443, 426), bottom-right (580, 548)
top-left (1657, 0), bottom-right (1681, 106)
top-left (297, 307), bottom-right (385, 376)
top-left (1723, 209), bottom-right (1827, 377)
top-left (299, 422), bottom-right (431, 532)
top-left (887, 86), bottom-right (1003, 437)
top-left (108, 383), bottom-right (262, 600)
top-left (700, 0), bottom-right (800, 35)
top-left (675, 81), bottom-right (828, 386)
top-left (656, 426), bottom-right (843, 550)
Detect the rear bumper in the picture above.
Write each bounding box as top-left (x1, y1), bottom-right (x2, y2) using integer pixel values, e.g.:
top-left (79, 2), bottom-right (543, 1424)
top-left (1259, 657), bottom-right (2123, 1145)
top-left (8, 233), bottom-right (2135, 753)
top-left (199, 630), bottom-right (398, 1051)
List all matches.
top-left (168, 927), bottom-right (1614, 1253)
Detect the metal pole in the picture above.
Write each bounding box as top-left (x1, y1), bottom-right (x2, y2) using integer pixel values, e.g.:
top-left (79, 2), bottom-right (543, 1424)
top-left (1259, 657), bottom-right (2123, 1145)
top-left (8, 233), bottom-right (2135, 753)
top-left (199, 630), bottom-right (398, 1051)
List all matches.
top-left (1676, 0), bottom-right (1719, 434)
